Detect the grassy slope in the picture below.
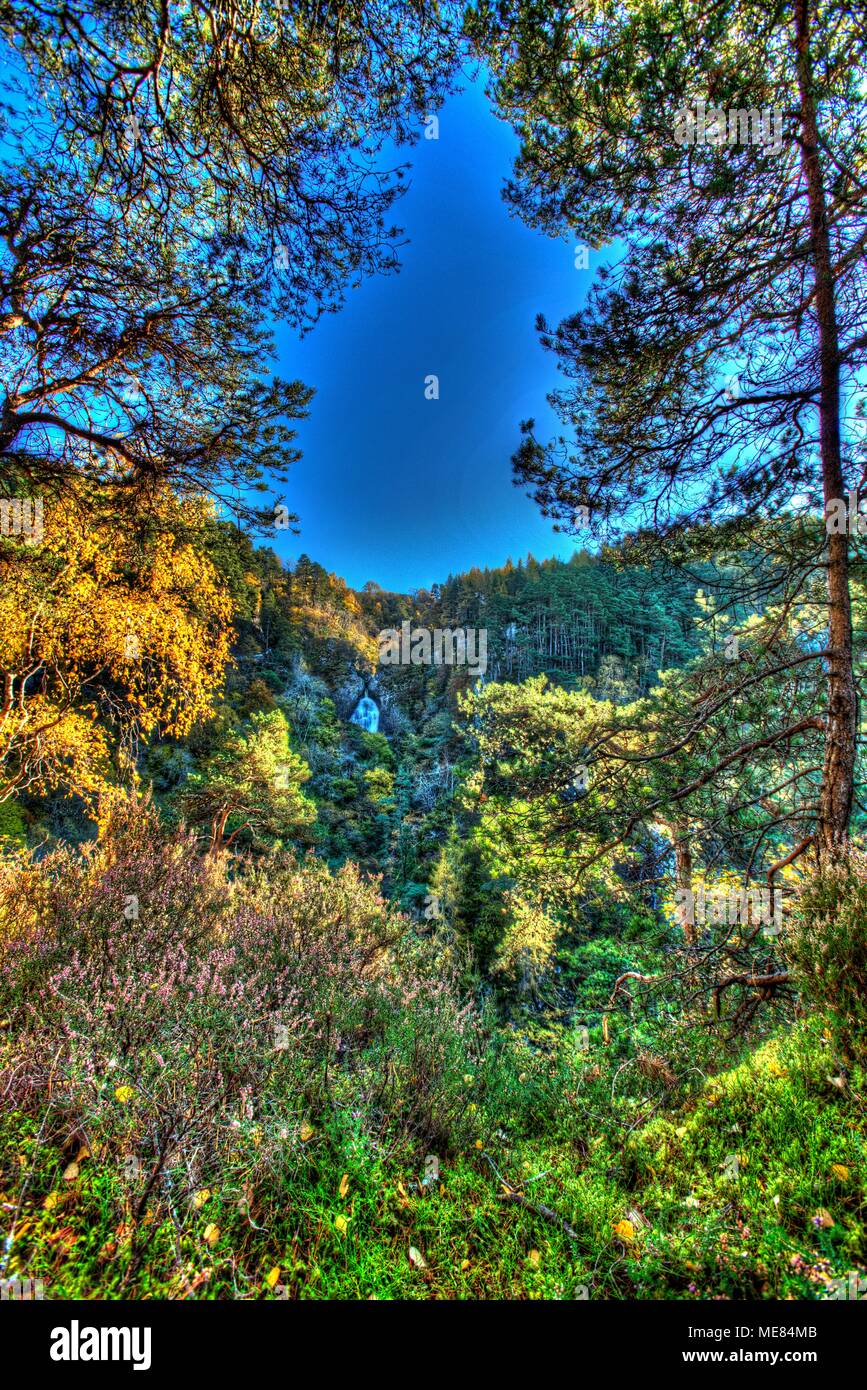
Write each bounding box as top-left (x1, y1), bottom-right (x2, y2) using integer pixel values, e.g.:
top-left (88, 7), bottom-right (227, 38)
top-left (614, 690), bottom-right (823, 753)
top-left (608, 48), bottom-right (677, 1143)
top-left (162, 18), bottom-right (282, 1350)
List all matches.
top-left (4, 1021), bottom-right (864, 1300)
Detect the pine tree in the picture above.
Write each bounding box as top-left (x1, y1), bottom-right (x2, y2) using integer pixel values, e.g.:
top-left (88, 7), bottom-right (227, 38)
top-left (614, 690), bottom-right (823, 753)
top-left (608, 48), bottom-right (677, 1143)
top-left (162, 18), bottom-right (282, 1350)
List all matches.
top-left (473, 0), bottom-right (867, 858)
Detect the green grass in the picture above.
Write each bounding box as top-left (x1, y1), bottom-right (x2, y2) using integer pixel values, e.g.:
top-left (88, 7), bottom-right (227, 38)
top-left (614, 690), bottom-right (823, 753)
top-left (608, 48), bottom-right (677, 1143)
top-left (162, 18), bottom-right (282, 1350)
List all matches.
top-left (3, 1020), bottom-right (865, 1300)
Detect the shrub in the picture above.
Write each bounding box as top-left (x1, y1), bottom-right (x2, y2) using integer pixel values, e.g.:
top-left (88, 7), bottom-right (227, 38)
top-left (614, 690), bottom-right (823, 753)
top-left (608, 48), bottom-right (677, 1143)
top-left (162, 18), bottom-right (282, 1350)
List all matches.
top-left (0, 797), bottom-right (487, 1294)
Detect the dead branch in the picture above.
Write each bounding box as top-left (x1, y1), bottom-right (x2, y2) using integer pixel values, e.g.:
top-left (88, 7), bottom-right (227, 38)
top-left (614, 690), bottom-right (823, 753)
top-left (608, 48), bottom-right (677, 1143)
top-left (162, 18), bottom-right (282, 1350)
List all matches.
top-left (497, 1191), bottom-right (580, 1242)
top-left (712, 971), bottom-right (790, 1018)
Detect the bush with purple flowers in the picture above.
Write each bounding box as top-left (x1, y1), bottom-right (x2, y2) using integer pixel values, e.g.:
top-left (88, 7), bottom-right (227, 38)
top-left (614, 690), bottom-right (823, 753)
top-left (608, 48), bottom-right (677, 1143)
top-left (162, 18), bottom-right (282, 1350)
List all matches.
top-left (0, 797), bottom-right (487, 1295)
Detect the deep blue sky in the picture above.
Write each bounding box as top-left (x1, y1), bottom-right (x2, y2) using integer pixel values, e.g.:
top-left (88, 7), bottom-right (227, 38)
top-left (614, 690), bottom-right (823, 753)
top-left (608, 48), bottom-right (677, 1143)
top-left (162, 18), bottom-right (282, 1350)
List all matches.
top-left (273, 73), bottom-right (593, 593)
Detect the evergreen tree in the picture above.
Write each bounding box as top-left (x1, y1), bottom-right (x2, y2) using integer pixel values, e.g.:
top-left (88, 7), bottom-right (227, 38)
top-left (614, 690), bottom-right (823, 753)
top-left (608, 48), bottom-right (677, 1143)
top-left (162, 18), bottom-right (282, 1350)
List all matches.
top-left (473, 0), bottom-right (867, 857)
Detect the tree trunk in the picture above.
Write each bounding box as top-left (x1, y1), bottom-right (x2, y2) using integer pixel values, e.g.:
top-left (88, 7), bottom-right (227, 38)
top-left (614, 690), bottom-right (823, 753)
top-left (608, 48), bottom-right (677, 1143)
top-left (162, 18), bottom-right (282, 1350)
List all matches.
top-left (794, 0), bottom-right (858, 857)
top-left (674, 820), bottom-right (696, 944)
top-left (210, 806), bottom-right (230, 854)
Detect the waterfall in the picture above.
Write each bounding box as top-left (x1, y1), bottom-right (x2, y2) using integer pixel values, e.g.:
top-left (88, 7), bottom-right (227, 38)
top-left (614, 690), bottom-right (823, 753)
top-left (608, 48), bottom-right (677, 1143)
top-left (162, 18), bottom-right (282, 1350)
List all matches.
top-left (350, 694), bottom-right (380, 733)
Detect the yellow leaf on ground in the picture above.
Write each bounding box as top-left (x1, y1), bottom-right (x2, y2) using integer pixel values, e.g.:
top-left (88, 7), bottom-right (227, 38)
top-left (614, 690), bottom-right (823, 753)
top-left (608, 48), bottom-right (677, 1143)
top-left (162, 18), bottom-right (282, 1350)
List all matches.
top-left (44, 1191), bottom-right (61, 1211)
top-left (831, 1164), bottom-right (851, 1181)
top-left (300, 1122), bottom-right (315, 1143)
top-left (62, 1162), bottom-right (79, 1182)
top-left (203, 1223), bottom-right (220, 1246)
top-left (527, 1250), bottom-right (541, 1268)
top-left (461, 1259), bottom-right (471, 1271)
top-left (193, 1189), bottom-right (210, 1209)
top-left (339, 1173), bottom-right (349, 1199)
top-left (335, 1214), bottom-right (349, 1235)
top-left (613, 1219), bottom-right (635, 1242)
top-left (114, 1085), bottom-right (134, 1104)
top-left (265, 1267), bottom-right (281, 1288)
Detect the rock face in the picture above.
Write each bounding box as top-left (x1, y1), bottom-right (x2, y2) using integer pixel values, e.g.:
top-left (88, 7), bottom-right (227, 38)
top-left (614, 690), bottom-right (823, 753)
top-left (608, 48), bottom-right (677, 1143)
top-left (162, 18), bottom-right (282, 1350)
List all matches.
top-left (334, 669), bottom-right (367, 719)
top-left (335, 666), bottom-right (411, 738)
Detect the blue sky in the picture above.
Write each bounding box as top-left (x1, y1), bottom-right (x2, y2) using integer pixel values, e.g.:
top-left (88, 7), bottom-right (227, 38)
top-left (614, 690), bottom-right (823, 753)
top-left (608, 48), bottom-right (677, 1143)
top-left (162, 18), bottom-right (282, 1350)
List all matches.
top-left (272, 73), bottom-right (594, 593)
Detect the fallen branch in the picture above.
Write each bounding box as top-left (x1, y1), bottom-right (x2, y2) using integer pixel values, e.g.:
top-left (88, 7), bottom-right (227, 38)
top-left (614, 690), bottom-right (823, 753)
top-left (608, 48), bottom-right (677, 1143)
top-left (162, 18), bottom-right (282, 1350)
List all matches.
top-left (496, 1191), bottom-right (580, 1242)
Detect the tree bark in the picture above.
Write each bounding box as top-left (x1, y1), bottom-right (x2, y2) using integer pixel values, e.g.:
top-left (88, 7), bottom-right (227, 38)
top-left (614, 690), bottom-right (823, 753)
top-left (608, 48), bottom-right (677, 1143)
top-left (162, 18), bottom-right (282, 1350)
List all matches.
top-left (794, 0), bottom-right (858, 857)
top-left (674, 820), bottom-right (696, 944)
top-left (210, 806), bottom-right (230, 854)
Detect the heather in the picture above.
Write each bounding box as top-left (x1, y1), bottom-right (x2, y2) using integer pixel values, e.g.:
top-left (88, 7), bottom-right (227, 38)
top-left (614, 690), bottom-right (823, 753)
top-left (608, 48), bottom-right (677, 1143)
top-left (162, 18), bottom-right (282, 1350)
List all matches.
top-left (0, 800), bottom-right (487, 1296)
top-left (1, 800), bottom-right (866, 1300)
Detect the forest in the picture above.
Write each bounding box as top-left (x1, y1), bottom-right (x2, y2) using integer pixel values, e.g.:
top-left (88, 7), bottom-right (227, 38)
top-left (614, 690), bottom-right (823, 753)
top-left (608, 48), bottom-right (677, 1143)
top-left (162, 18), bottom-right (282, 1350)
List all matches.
top-left (1, 0), bottom-right (866, 1319)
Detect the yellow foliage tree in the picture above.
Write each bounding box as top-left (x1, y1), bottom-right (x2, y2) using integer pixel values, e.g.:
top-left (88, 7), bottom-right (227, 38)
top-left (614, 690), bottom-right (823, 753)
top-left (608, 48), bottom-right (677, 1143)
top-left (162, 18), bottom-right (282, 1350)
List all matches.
top-left (0, 489), bottom-right (233, 811)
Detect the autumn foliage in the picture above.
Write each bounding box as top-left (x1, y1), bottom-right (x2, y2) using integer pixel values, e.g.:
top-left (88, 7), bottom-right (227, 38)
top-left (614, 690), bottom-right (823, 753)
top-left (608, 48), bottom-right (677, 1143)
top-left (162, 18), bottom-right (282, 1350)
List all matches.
top-left (0, 490), bottom-right (232, 808)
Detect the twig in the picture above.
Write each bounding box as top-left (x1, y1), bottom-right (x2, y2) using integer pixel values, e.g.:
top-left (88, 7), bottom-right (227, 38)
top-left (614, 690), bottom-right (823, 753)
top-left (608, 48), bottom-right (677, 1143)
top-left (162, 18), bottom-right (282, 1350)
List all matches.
top-left (481, 1150), bottom-right (580, 1242)
top-left (496, 1191), bottom-right (580, 1242)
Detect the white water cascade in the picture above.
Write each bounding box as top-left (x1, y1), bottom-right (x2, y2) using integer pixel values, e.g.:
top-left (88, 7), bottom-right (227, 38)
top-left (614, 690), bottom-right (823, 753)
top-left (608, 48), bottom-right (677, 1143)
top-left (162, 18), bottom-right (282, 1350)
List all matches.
top-left (350, 694), bottom-right (380, 733)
